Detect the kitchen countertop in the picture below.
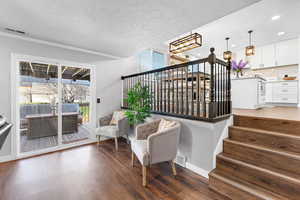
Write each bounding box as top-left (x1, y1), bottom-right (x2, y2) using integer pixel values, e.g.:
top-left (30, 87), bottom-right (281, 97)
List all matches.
top-left (231, 76), bottom-right (266, 81)
top-left (265, 80), bottom-right (298, 83)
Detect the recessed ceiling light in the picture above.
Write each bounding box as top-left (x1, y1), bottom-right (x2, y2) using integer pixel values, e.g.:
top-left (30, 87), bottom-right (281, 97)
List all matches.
top-left (272, 15), bottom-right (281, 20)
top-left (278, 32), bottom-right (285, 36)
top-left (231, 44), bottom-right (236, 48)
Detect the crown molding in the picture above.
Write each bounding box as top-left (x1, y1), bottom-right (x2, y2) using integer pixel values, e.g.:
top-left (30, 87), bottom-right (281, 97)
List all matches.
top-left (0, 31), bottom-right (122, 60)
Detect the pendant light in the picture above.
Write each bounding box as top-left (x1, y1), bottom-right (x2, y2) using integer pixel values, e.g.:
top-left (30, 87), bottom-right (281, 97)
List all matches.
top-left (245, 30), bottom-right (255, 56)
top-left (169, 32), bottom-right (202, 54)
top-left (223, 37), bottom-right (232, 60)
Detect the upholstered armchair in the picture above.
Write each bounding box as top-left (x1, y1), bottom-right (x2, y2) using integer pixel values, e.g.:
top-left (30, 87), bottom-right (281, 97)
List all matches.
top-left (131, 118), bottom-right (181, 186)
top-left (96, 112), bottom-right (129, 151)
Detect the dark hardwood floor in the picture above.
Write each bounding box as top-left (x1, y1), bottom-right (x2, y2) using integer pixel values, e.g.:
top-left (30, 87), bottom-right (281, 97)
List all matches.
top-left (0, 139), bottom-right (228, 200)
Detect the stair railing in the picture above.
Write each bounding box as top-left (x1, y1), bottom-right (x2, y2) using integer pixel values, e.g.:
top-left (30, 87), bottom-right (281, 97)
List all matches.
top-left (121, 48), bottom-right (231, 122)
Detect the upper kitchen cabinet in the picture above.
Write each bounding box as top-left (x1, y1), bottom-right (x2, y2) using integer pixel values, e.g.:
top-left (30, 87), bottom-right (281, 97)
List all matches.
top-left (248, 47), bottom-right (262, 68)
top-left (261, 44), bottom-right (276, 68)
top-left (276, 39), bottom-right (299, 66)
top-left (246, 38), bottom-right (299, 69)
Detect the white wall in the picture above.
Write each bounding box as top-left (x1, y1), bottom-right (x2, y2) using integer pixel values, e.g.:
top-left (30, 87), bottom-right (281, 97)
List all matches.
top-left (0, 35), bottom-right (116, 158)
top-left (94, 57), bottom-right (139, 120)
top-left (152, 114), bottom-right (232, 178)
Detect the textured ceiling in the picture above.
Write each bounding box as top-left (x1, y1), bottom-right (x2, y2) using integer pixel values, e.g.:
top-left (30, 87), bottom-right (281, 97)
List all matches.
top-left (168, 0), bottom-right (300, 59)
top-left (0, 0), bottom-right (260, 58)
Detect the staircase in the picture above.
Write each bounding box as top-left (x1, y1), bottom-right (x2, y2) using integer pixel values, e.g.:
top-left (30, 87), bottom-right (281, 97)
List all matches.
top-left (209, 115), bottom-right (300, 200)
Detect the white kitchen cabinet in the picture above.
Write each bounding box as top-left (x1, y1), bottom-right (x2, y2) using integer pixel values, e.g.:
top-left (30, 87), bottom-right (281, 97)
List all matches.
top-left (233, 39), bottom-right (298, 70)
top-left (248, 47), bottom-right (262, 69)
top-left (265, 80), bottom-right (298, 104)
top-left (232, 77), bottom-right (265, 109)
top-left (276, 39), bottom-right (298, 66)
top-left (265, 82), bottom-right (273, 102)
top-left (261, 44), bottom-right (276, 68)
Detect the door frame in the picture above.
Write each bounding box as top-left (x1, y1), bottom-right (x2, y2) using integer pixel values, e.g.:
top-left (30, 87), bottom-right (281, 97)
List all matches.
top-left (11, 53), bottom-right (97, 159)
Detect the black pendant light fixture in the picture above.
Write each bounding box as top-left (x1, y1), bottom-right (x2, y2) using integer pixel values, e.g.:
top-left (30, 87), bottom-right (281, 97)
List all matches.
top-left (245, 30), bottom-right (255, 56)
top-left (223, 37), bottom-right (232, 60)
top-left (169, 33), bottom-right (202, 54)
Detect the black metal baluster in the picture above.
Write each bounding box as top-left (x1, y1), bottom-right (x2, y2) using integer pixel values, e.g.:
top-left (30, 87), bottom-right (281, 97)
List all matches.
top-left (227, 60), bottom-right (231, 114)
top-left (186, 66), bottom-right (189, 115)
top-left (168, 69), bottom-right (170, 113)
top-left (160, 71), bottom-right (163, 112)
top-left (220, 64), bottom-right (222, 116)
top-left (217, 63), bottom-right (220, 117)
top-left (203, 62), bottom-right (206, 118)
top-left (181, 67), bottom-right (184, 115)
top-left (191, 64), bottom-right (194, 116)
top-left (197, 64), bottom-right (200, 117)
top-left (155, 72), bottom-right (159, 111)
top-left (176, 68), bottom-right (179, 114)
top-left (172, 69), bottom-right (175, 113)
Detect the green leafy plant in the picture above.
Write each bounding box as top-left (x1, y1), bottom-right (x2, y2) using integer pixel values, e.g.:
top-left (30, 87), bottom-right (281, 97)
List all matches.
top-left (125, 82), bottom-right (151, 125)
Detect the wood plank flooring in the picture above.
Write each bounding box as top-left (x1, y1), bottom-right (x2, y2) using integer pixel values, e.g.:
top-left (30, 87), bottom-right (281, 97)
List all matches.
top-left (233, 106), bottom-right (300, 121)
top-left (0, 139), bottom-right (228, 200)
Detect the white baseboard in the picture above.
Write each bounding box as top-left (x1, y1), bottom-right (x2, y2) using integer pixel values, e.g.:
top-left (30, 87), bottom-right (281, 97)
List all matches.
top-left (0, 154), bottom-right (14, 163)
top-left (185, 162), bottom-right (210, 179)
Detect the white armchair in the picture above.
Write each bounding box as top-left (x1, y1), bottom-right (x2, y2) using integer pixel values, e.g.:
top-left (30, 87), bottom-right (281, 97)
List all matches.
top-left (131, 118), bottom-right (181, 186)
top-left (96, 112), bottom-right (129, 151)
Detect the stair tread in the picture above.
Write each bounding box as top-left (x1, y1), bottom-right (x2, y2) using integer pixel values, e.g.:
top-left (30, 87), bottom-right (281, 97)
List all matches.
top-left (230, 125), bottom-right (300, 139)
top-left (209, 169), bottom-right (290, 200)
top-left (224, 138), bottom-right (300, 160)
top-left (217, 153), bottom-right (300, 184)
top-left (233, 114), bottom-right (300, 123)
top-left (233, 115), bottom-right (300, 136)
top-left (223, 139), bottom-right (300, 180)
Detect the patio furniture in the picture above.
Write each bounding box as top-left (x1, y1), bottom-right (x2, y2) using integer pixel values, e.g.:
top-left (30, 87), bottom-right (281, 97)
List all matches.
top-left (131, 118), bottom-right (181, 186)
top-left (26, 112), bottom-right (78, 139)
top-left (96, 111), bottom-right (129, 151)
top-left (20, 103), bottom-right (82, 129)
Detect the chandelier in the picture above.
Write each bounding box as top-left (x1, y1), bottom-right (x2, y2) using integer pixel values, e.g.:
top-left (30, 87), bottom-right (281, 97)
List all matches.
top-left (169, 33), bottom-right (202, 54)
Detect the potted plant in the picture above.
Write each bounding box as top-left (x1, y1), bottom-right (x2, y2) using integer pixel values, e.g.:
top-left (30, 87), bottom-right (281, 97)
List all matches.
top-left (124, 82), bottom-right (151, 126)
top-left (232, 59), bottom-right (248, 78)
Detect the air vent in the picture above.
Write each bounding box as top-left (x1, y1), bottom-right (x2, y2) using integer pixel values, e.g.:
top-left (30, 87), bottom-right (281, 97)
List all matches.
top-left (5, 28), bottom-right (26, 35)
top-left (175, 154), bottom-right (186, 167)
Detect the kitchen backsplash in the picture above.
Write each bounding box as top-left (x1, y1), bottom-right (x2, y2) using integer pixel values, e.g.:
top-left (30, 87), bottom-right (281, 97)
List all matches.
top-left (241, 65), bottom-right (298, 80)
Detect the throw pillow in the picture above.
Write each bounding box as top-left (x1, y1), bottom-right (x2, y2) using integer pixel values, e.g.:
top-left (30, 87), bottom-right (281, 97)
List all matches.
top-left (157, 118), bottom-right (176, 132)
top-left (110, 111), bottom-right (125, 125)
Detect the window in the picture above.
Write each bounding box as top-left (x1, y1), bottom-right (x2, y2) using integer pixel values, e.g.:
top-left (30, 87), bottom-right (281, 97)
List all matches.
top-left (139, 49), bottom-right (165, 71)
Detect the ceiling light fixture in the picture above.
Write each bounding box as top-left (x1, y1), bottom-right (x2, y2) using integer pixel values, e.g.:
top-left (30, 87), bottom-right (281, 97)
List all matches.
top-left (245, 30), bottom-right (255, 56)
top-left (271, 15), bottom-right (281, 21)
top-left (231, 44), bottom-right (236, 48)
top-left (169, 32), bottom-right (202, 54)
top-left (223, 37), bottom-right (232, 61)
top-left (277, 31), bottom-right (285, 36)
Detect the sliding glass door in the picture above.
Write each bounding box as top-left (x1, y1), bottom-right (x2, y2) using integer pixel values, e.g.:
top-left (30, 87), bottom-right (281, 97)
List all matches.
top-left (61, 66), bottom-right (91, 144)
top-left (15, 56), bottom-right (94, 156)
top-left (19, 61), bottom-right (59, 153)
